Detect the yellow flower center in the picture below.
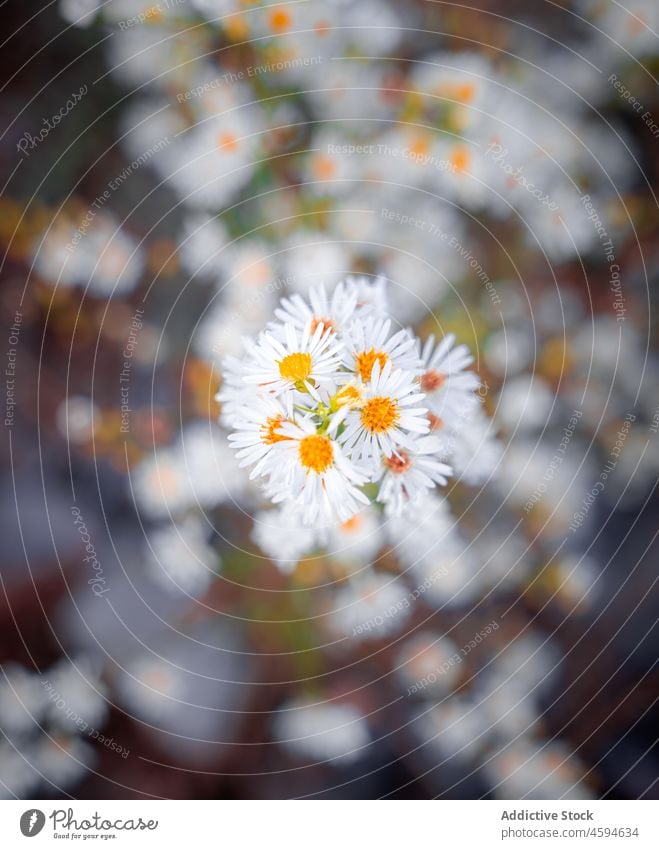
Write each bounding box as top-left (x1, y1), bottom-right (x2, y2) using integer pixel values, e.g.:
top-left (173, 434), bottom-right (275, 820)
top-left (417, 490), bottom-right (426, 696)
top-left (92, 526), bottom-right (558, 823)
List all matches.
top-left (260, 416), bottom-right (289, 445)
top-left (355, 348), bottom-right (389, 381)
top-left (298, 434), bottom-right (333, 473)
top-left (278, 352), bottom-right (312, 382)
top-left (361, 396), bottom-right (399, 433)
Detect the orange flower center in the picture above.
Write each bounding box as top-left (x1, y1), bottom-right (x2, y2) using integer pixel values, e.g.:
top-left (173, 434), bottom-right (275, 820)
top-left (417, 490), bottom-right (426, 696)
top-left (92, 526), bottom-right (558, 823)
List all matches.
top-left (278, 352), bottom-right (312, 382)
top-left (145, 5), bottom-right (163, 23)
top-left (384, 451), bottom-right (412, 474)
top-left (310, 315), bottom-right (335, 334)
top-left (427, 412), bottom-right (444, 431)
top-left (299, 434), bottom-right (333, 473)
top-left (361, 396), bottom-right (399, 433)
top-left (450, 146), bottom-right (470, 172)
top-left (260, 416), bottom-right (289, 445)
top-left (269, 8), bottom-right (292, 32)
top-left (341, 515), bottom-right (363, 533)
top-left (355, 348), bottom-right (388, 381)
top-left (225, 14), bottom-right (249, 41)
top-left (409, 136), bottom-right (430, 158)
top-left (421, 369), bottom-right (446, 392)
top-left (156, 466), bottom-right (180, 496)
top-left (440, 82), bottom-right (476, 103)
top-left (312, 155), bottom-right (337, 180)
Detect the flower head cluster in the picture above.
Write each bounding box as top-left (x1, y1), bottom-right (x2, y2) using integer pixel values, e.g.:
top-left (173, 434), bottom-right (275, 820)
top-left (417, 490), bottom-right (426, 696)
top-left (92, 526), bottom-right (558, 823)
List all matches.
top-left (221, 278), bottom-right (480, 526)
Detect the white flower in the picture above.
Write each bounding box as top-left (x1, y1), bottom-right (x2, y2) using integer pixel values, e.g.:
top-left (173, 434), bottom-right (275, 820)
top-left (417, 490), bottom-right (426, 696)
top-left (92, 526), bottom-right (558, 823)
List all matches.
top-left (419, 333), bottom-right (481, 427)
top-left (321, 505), bottom-right (383, 567)
top-left (178, 213), bottom-right (229, 279)
top-left (0, 665), bottom-right (45, 735)
top-left (340, 360), bottom-right (429, 461)
top-left (282, 233), bottom-right (349, 294)
top-left (34, 735), bottom-right (95, 789)
top-left (145, 517), bottom-right (218, 597)
top-left (344, 274), bottom-right (389, 317)
top-left (131, 447), bottom-right (190, 519)
top-left (243, 321), bottom-right (343, 400)
top-left (166, 110), bottom-right (262, 209)
top-left (496, 375), bottom-right (555, 433)
top-left (410, 537), bottom-right (484, 609)
top-left (273, 698), bottom-right (370, 765)
top-left (374, 434), bottom-right (452, 515)
top-left (395, 633), bottom-right (462, 695)
top-left (44, 658), bottom-right (108, 732)
top-left (302, 128), bottom-right (357, 195)
top-left (59, 0), bottom-right (100, 28)
top-left (413, 697), bottom-right (486, 763)
top-left (216, 354), bottom-right (254, 427)
top-left (478, 679), bottom-right (540, 743)
top-left (56, 396), bottom-right (97, 444)
top-left (265, 417), bottom-right (369, 524)
top-left (483, 741), bottom-right (593, 800)
top-left (180, 421), bottom-right (246, 509)
top-left (117, 654), bottom-right (184, 723)
top-left (0, 740), bottom-right (40, 798)
top-left (386, 493), bottom-right (456, 568)
top-left (273, 281), bottom-right (358, 337)
top-left (251, 507), bottom-right (319, 572)
top-left (327, 573), bottom-right (412, 640)
top-left (447, 406), bottom-right (502, 487)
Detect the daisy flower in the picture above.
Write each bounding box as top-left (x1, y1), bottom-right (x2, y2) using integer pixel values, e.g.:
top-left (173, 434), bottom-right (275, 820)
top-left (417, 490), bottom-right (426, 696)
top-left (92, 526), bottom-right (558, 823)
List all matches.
top-left (216, 354), bottom-right (254, 428)
top-left (374, 434), bottom-right (452, 515)
top-left (273, 698), bottom-right (370, 765)
top-left (327, 573), bottom-right (412, 640)
top-left (145, 517), bottom-right (218, 597)
top-left (273, 281), bottom-right (358, 337)
top-left (265, 416), bottom-right (369, 525)
top-left (344, 274), bottom-right (389, 317)
top-left (228, 394), bottom-right (293, 480)
top-left (251, 506), bottom-right (319, 573)
top-left (340, 360), bottom-right (429, 461)
top-left (395, 633), bottom-right (462, 696)
top-left (419, 333), bottom-right (481, 428)
top-left (243, 320), bottom-right (343, 400)
top-left (320, 504), bottom-right (383, 567)
top-left (342, 316), bottom-right (421, 382)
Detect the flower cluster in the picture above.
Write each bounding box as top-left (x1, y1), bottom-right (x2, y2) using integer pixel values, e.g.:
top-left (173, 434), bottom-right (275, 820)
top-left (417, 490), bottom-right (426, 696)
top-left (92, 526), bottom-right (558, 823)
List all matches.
top-left (221, 277), bottom-right (481, 528)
